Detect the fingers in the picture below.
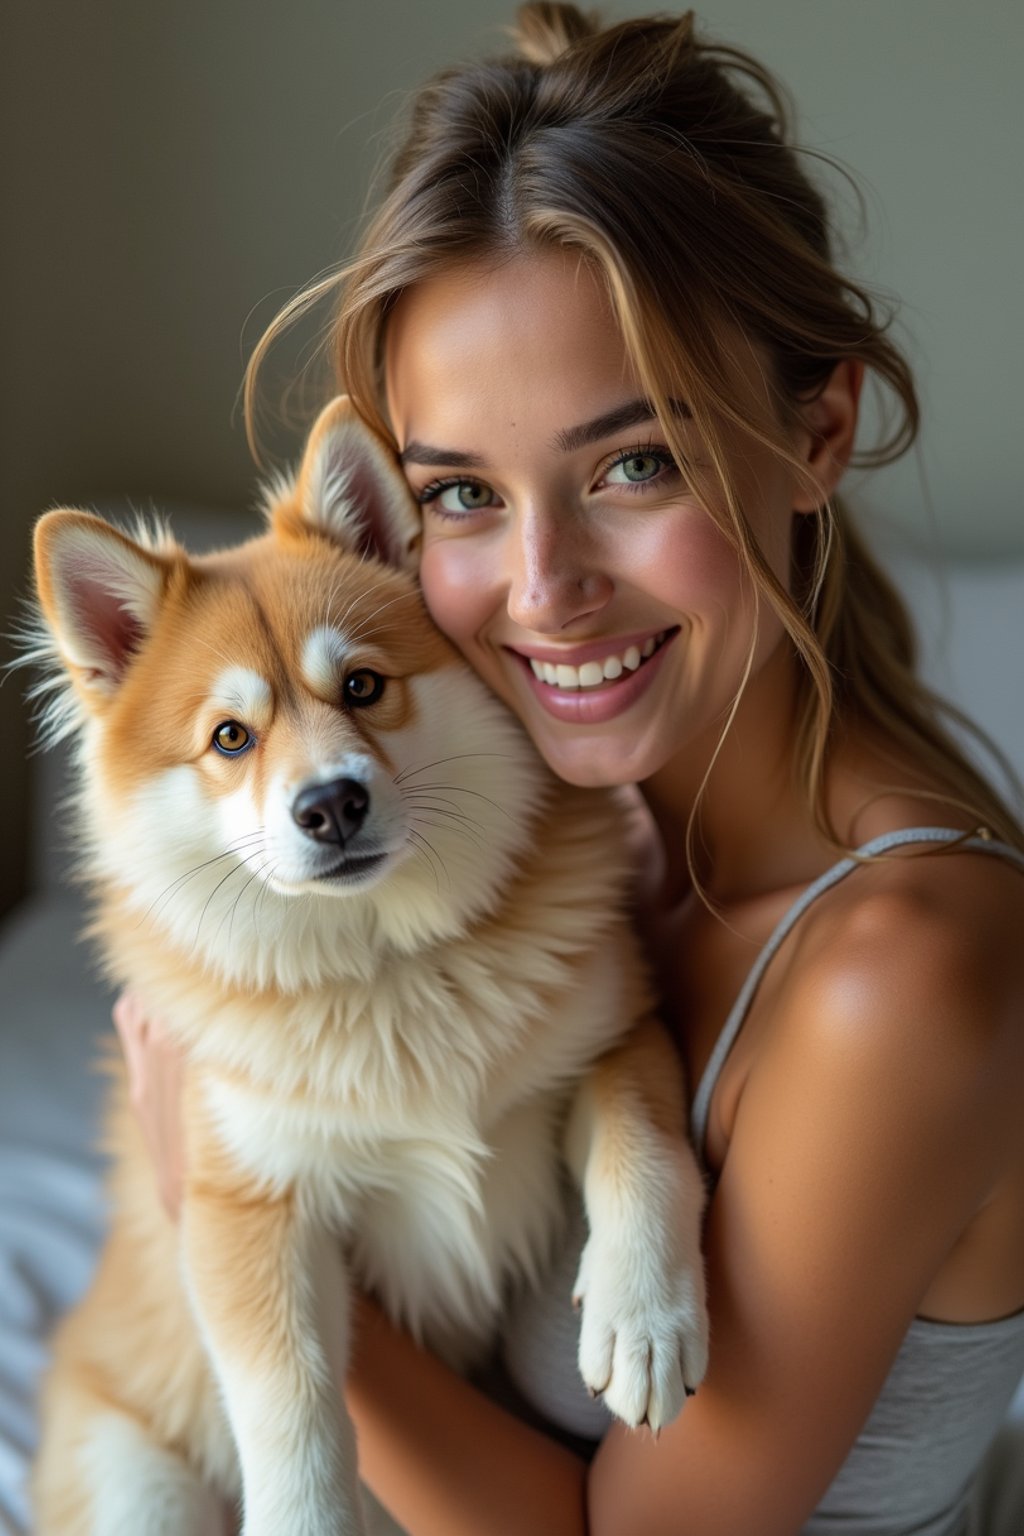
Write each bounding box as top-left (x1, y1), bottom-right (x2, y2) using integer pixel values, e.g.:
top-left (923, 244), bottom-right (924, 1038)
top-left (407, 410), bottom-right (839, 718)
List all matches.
top-left (111, 989), bottom-right (185, 1223)
top-left (113, 989), bottom-right (149, 1100)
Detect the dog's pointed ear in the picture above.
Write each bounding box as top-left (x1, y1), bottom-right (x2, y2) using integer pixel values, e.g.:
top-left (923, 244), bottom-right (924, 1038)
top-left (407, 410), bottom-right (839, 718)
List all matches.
top-left (33, 511), bottom-right (172, 697)
top-left (274, 396), bottom-right (421, 569)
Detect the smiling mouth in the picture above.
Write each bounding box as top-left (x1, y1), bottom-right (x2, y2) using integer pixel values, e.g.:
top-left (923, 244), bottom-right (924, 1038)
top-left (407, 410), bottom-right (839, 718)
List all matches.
top-left (518, 629), bottom-right (677, 692)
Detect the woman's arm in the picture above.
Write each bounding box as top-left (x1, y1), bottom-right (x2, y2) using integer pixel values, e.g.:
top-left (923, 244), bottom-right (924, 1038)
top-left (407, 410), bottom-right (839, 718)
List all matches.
top-left (348, 1299), bottom-right (589, 1536)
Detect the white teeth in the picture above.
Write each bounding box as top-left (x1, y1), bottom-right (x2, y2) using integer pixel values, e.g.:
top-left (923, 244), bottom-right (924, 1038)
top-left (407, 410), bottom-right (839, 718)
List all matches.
top-left (528, 631), bottom-right (667, 691)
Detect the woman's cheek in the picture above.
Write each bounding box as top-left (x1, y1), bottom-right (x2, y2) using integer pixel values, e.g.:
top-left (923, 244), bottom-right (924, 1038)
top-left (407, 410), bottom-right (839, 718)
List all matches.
top-left (418, 538), bottom-right (491, 650)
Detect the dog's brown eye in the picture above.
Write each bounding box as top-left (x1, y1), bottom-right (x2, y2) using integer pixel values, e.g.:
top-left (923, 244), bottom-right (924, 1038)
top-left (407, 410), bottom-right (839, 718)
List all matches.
top-left (344, 670), bottom-right (385, 707)
top-left (213, 720), bottom-right (252, 755)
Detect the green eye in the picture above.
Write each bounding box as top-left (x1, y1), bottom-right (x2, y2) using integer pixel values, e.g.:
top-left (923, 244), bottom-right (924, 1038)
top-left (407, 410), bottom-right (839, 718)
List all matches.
top-left (619, 453), bottom-right (662, 482)
top-left (603, 447), bottom-right (678, 490)
top-left (419, 478), bottom-right (498, 517)
top-left (344, 669), bottom-right (386, 707)
top-left (213, 720), bottom-right (252, 755)
top-left (451, 481), bottom-right (494, 509)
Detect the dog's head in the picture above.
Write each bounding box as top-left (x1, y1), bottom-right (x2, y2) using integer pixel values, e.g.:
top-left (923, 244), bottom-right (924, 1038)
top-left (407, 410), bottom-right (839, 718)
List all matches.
top-left (28, 399), bottom-right (546, 986)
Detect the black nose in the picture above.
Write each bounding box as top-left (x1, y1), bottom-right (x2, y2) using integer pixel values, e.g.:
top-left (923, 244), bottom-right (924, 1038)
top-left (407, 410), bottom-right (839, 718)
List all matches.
top-left (291, 778), bottom-right (370, 845)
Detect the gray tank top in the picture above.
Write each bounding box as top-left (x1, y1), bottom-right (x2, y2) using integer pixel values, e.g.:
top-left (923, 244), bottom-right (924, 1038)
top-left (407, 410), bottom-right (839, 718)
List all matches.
top-left (500, 828), bottom-right (1024, 1535)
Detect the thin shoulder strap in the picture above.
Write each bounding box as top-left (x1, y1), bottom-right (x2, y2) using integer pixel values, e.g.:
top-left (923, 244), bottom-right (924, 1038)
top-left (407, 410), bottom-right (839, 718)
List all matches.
top-left (690, 827), bottom-right (1024, 1162)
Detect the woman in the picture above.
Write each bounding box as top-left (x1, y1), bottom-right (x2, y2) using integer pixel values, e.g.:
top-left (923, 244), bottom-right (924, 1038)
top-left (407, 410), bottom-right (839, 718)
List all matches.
top-left (118, 5), bottom-right (1024, 1532)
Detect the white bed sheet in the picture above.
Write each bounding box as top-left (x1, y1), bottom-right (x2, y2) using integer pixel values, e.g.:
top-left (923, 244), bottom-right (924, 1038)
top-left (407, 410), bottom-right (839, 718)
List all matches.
top-left (0, 898), bottom-right (109, 1536)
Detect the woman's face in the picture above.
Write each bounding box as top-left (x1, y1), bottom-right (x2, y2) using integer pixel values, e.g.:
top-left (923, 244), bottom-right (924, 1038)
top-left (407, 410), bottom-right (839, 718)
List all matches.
top-left (385, 250), bottom-right (805, 789)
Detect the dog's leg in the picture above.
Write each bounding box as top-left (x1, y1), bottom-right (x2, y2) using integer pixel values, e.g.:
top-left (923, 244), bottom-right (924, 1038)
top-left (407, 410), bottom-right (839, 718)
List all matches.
top-left (33, 1388), bottom-right (226, 1536)
top-left (564, 1015), bottom-right (709, 1432)
top-left (182, 1184), bottom-right (364, 1536)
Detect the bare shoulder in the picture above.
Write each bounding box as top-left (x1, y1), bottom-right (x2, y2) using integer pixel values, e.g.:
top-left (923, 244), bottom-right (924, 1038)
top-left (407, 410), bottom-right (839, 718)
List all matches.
top-left (736, 839), bottom-right (1024, 1245)
top-left (779, 839), bottom-right (1024, 1067)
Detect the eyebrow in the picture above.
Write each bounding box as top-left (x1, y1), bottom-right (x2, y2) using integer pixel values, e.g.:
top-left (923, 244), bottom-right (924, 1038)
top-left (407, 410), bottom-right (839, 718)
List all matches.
top-left (398, 442), bottom-right (488, 469)
top-left (554, 397), bottom-right (691, 454)
top-left (398, 396), bottom-right (692, 470)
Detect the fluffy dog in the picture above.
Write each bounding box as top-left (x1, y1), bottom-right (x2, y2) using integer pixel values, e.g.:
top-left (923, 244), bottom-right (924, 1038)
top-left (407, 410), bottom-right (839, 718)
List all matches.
top-left (27, 399), bottom-right (708, 1536)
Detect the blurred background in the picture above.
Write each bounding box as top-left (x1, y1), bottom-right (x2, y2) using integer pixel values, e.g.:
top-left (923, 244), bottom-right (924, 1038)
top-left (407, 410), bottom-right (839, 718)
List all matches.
top-left (2, 0), bottom-right (1022, 920)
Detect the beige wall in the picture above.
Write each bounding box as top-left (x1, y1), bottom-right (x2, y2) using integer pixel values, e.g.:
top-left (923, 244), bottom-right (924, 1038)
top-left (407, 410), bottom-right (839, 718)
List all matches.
top-left (2, 0), bottom-right (1021, 912)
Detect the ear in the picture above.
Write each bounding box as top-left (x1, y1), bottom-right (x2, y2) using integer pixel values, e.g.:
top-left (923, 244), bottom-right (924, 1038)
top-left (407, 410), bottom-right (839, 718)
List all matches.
top-left (275, 395), bottom-right (421, 568)
top-left (33, 510), bottom-right (170, 696)
top-left (791, 359), bottom-right (864, 512)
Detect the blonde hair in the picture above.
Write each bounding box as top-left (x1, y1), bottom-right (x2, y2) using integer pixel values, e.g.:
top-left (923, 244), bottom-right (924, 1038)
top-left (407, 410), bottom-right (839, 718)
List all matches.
top-left (246, 2), bottom-right (1023, 863)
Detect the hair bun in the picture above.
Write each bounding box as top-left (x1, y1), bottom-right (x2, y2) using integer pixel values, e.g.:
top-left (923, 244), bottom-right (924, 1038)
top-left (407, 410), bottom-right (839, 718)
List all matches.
top-left (509, 2), bottom-right (600, 66)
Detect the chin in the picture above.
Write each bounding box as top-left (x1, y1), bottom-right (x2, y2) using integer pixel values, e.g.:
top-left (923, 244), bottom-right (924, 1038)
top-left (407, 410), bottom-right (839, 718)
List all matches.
top-left (519, 722), bottom-right (671, 791)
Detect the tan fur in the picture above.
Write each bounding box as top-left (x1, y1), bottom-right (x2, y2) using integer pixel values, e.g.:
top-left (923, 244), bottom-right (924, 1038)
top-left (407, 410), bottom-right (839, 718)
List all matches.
top-left (29, 400), bottom-right (708, 1536)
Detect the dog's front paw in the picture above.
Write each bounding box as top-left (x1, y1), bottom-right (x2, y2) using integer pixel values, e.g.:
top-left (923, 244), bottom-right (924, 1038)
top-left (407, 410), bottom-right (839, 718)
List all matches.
top-left (573, 1223), bottom-right (708, 1433)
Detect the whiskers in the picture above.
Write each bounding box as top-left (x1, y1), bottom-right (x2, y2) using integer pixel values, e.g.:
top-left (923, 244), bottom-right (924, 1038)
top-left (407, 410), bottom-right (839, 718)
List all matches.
top-left (394, 751), bottom-right (512, 896)
top-left (393, 752), bottom-right (509, 791)
top-left (218, 850), bottom-right (281, 952)
top-left (397, 772), bottom-right (514, 825)
top-left (137, 832), bottom-right (277, 952)
top-left (405, 826), bottom-right (450, 894)
top-left (406, 799), bottom-right (486, 851)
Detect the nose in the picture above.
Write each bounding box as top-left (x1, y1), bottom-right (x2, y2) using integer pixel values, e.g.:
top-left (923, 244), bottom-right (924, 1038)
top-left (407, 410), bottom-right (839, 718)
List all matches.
top-left (291, 777), bottom-right (370, 845)
top-left (504, 505), bottom-right (613, 633)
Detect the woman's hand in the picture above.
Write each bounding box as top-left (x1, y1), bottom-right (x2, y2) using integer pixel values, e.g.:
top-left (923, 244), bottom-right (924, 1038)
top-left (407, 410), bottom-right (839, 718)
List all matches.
top-left (112, 989), bottom-right (186, 1220)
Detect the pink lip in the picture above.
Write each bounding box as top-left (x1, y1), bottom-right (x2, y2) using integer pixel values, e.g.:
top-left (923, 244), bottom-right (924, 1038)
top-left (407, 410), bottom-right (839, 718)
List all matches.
top-left (511, 629), bottom-right (679, 725)
top-left (509, 628), bottom-right (668, 668)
